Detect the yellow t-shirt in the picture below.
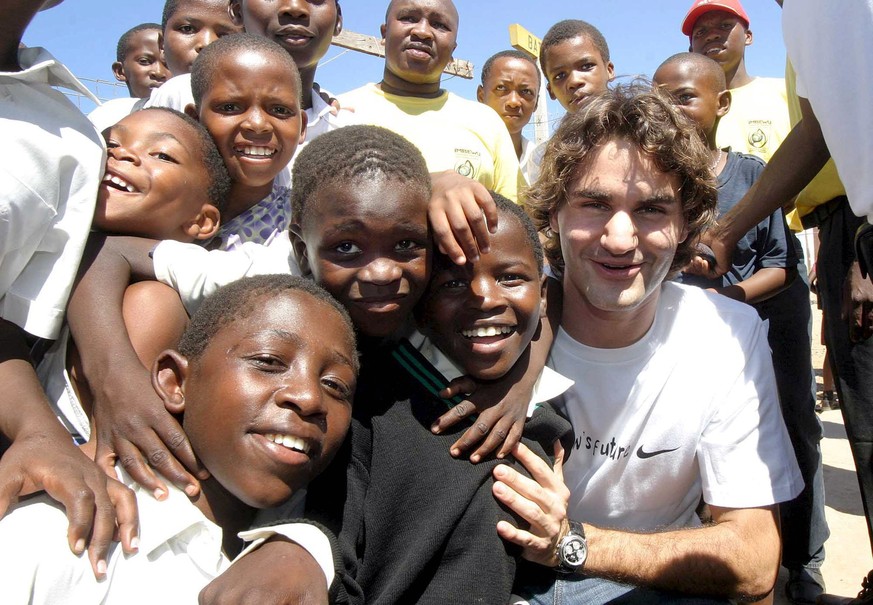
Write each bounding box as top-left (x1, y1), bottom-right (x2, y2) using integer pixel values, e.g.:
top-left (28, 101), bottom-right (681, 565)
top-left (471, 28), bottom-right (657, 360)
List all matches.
top-left (716, 77), bottom-right (791, 163)
top-left (784, 61), bottom-right (846, 230)
top-left (339, 84), bottom-right (521, 202)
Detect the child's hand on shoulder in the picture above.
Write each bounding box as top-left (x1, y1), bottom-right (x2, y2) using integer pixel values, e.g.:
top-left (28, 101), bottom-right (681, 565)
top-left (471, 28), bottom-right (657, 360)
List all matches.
top-left (432, 355), bottom-right (534, 463)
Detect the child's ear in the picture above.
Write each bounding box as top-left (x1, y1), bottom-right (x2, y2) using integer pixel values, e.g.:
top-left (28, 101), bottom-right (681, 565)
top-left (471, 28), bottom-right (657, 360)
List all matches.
top-left (184, 103), bottom-right (199, 121)
top-left (744, 28), bottom-right (753, 47)
top-left (606, 61), bottom-right (615, 82)
top-left (717, 89), bottom-right (731, 118)
top-left (380, 23), bottom-right (387, 44)
top-left (298, 110), bottom-right (308, 146)
top-left (228, 0), bottom-right (244, 26)
top-left (334, 2), bottom-right (343, 36)
top-left (153, 350), bottom-right (189, 416)
top-left (546, 82), bottom-right (556, 101)
top-left (476, 85), bottom-right (485, 103)
top-left (111, 61), bottom-right (127, 83)
top-left (184, 204), bottom-right (221, 241)
top-left (289, 223), bottom-right (312, 276)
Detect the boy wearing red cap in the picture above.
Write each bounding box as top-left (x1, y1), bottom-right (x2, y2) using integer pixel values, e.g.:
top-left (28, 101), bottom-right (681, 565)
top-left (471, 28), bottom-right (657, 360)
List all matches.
top-left (683, 0), bottom-right (790, 163)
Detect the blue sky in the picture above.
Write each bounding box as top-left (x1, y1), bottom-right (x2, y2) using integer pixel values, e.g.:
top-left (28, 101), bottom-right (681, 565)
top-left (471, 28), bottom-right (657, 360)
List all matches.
top-left (26, 0), bottom-right (786, 132)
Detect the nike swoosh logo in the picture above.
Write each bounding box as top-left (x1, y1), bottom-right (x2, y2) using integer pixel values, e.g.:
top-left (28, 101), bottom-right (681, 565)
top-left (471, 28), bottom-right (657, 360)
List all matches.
top-left (636, 446), bottom-right (680, 459)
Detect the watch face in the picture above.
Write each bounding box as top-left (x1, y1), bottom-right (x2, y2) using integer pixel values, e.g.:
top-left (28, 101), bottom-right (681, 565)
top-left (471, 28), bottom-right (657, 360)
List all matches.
top-left (560, 536), bottom-right (587, 567)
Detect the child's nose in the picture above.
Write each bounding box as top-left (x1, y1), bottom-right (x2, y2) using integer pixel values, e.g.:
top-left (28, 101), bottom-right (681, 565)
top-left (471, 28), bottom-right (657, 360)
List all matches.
top-left (360, 258), bottom-right (402, 285)
top-left (276, 371), bottom-right (327, 419)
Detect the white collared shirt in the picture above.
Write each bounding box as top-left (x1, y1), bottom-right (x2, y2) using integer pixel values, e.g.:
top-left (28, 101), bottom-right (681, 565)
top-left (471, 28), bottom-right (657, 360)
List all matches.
top-left (0, 471), bottom-right (333, 604)
top-left (0, 47), bottom-right (105, 339)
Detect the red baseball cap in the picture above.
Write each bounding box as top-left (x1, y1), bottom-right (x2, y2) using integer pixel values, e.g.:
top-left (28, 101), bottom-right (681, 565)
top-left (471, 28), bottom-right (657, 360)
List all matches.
top-left (681, 0), bottom-right (750, 36)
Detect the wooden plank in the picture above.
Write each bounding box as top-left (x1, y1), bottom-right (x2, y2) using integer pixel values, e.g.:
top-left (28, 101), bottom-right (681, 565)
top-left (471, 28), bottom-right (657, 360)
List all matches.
top-left (331, 30), bottom-right (474, 80)
top-left (509, 23), bottom-right (542, 59)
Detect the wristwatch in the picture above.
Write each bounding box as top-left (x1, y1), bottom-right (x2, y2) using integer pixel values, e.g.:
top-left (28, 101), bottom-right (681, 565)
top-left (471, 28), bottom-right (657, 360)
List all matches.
top-left (555, 520), bottom-right (588, 574)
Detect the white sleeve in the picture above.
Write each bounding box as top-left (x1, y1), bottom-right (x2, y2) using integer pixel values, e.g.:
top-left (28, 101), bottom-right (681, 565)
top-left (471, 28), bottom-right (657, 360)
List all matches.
top-left (153, 233), bottom-right (300, 315)
top-left (698, 319), bottom-right (804, 508)
top-left (236, 524), bottom-right (335, 591)
top-left (142, 74), bottom-right (194, 112)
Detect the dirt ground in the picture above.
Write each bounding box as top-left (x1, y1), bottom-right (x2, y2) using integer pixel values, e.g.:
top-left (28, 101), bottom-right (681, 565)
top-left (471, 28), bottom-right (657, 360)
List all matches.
top-left (772, 297), bottom-right (873, 603)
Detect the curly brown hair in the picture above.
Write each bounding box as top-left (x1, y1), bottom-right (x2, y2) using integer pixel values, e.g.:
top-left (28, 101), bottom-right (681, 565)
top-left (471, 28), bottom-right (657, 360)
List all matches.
top-left (526, 83), bottom-right (717, 276)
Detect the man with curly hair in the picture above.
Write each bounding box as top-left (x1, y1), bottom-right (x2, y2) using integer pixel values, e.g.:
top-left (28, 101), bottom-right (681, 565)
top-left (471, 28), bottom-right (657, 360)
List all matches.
top-left (492, 85), bottom-right (803, 604)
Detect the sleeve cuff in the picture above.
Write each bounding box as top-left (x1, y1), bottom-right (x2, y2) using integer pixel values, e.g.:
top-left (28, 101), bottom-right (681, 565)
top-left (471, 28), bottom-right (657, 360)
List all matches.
top-left (236, 522), bottom-right (335, 592)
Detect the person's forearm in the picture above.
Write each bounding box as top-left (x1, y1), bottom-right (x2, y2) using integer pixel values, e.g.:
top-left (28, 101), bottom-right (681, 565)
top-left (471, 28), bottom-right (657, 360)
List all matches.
top-left (715, 99), bottom-right (830, 249)
top-left (715, 267), bottom-right (794, 305)
top-left (583, 506), bottom-right (780, 600)
top-left (67, 235), bottom-right (158, 391)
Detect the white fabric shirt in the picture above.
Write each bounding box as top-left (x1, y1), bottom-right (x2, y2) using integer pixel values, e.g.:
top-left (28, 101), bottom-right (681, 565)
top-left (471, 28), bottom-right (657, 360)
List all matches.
top-left (519, 136), bottom-right (544, 186)
top-left (550, 283), bottom-right (803, 531)
top-left (0, 47), bottom-right (104, 340)
top-left (782, 0), bottom-right (873, 223)
top-left (0, 471), bottom-right (333, 604)
top-left (154, 230), bottom-right (300, 316)
top-left (87, 96), bottom-right (145, 133)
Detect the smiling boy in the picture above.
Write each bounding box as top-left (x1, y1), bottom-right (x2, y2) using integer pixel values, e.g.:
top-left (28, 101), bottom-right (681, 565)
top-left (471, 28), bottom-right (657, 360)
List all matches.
top-left (1, 275), bottom-right (358, 604)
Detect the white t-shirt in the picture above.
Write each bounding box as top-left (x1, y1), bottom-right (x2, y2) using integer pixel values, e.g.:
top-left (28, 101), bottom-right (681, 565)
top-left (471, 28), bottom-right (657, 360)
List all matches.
top-left (0, 47), bottom-right (105, 340)
top-left (87, 96), bottom-right (144, 133)
top-left (549, 283), bottom-right (803, 531)
top-left (0, 470), bottom-right (332, 604)
top-left (153, 230), bottom-right (300, 316)
top-left (520, 136), bottom-right (545, 187)
top-left (782, 0), bottom-right (873, 224)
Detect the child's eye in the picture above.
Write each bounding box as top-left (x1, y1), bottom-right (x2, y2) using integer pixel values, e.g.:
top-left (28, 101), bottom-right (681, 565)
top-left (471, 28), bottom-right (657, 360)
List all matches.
top-left (216, 102), bottom-right (240, 113)
top-left (322, 376), bottom-right (352, 401)
top-left (553, 72), bottom-right (565, 82)
top-left (177, 24), bottom-right (196, 34)
top-left (678, 94), bottom-right (695, 105)
top-left (271, 105), bottom-right (296, 117)
top-left (395, 239), bottom-right (422, 252)
top-left (498, 274), bottom-right (527, 285)
top-left (152, 151), bottom-right (179, 163)
top-left (335, 242), bottom-right (362, 255)
top-left (440, 278), bottom-right (468, 290)
top-left (137, 57), bottom-right (153, 66)
top-left (249, 354), bottom-right (286, 371)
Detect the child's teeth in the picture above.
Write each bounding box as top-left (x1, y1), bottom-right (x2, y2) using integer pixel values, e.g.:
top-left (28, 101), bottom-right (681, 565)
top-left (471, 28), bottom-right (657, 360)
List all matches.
top-left (104, 174), bottom-right (135, 192)
top-left (265, 433), bottom-right (309, 454)
top-left (461, 326), bottom-right (513, 338)
top-left (243, 146), bottom-right (274, 157)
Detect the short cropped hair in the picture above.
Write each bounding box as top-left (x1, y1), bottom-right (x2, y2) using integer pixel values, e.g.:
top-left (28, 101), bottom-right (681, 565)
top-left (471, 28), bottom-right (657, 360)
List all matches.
top-left (190, 33), bottom-right (302, 108)
top-left (495, 192), bottom-right (543, 275)
top-left (527, 83), bottom-right (717, 276)
top-left (178, 274), bottom-right (358, 373)
top-left (137, 107), bottom-right (231, 212)
top-left (290, 125), bottom-right (431, 226)
top-left (657, 51), bottom-right (727, 91)
top-left (116, 23), bottom-right (162, 63)
top-left (540, 19), bottom-right (610, 73)
top-left (481, 49), bottom-right (541, 86)
top-left (161, 0), bottom-right (181, 31)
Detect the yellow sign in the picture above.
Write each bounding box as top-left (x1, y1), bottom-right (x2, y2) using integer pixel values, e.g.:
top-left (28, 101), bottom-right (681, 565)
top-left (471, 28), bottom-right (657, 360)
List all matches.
top-left (509, 23), bottom-right (542, 58)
